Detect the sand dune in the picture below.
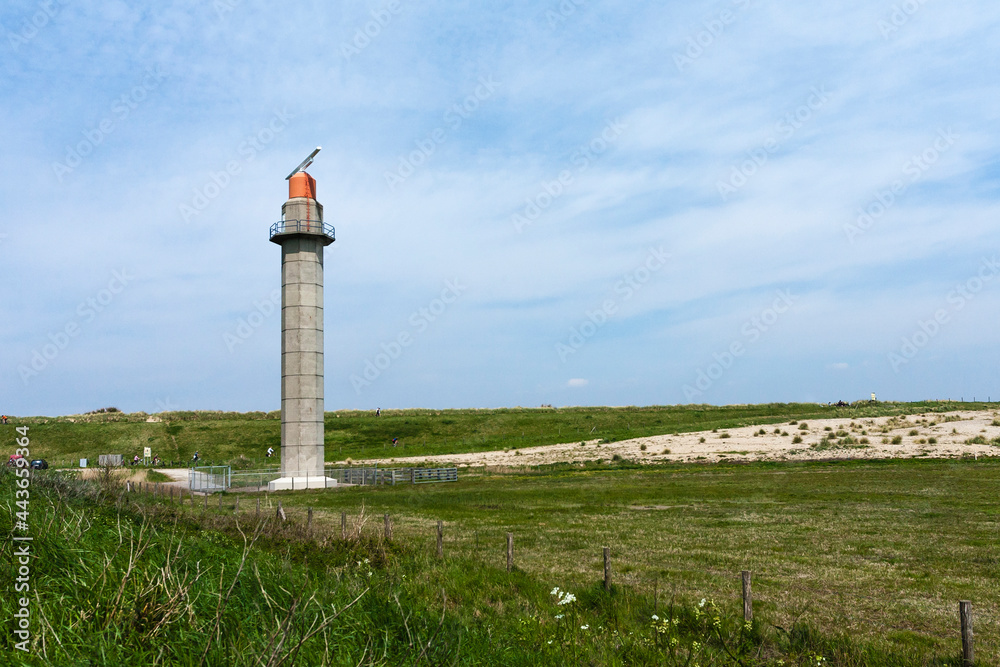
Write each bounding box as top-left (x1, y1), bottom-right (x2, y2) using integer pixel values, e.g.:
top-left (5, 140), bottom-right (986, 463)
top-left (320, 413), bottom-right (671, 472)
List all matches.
top-left (348, 410), bottom-right (1000, 469)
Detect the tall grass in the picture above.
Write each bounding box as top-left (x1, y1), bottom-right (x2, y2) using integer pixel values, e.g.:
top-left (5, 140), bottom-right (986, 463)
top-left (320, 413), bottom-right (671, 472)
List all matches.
top-left (1, 467), bottom-right (978, 665)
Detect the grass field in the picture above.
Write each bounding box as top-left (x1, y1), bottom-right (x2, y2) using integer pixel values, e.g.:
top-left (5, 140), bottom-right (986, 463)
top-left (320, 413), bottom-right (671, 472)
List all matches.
top-left (269, 456), bottom-right (1000, 663)
top-left (5, 461), bottom-right (993, 665)
top-left (9, 400), bottom-right (997, 468)
top-left (3, 402), bottom-right (998, 664)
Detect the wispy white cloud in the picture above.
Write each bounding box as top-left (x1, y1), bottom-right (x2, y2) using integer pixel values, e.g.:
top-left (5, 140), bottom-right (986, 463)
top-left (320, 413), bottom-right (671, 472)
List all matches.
top-left (1, 0), bottom-right (998, 414)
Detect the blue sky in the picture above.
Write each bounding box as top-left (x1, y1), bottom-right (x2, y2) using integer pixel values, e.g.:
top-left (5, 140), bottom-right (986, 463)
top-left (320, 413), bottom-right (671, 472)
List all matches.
top-left (2, 0), bottom-right (999, 416)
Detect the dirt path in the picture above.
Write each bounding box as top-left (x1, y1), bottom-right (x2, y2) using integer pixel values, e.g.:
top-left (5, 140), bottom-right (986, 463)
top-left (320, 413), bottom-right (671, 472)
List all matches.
top-left (338, 409), bottom-right (1000, 469)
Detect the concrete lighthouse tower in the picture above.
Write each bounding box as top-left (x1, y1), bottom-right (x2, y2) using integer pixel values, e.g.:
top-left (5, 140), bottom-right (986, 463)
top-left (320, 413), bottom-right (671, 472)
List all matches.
top-left (268, 148), bottom-right (336, 491)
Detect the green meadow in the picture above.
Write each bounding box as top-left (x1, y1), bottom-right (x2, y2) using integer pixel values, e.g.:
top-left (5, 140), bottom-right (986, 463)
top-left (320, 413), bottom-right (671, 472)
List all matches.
top-left (2, 402), bottom-right (997, 664)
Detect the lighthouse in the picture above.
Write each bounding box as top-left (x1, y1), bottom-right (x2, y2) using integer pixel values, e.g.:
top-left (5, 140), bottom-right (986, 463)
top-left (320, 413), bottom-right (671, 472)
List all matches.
top-left (268, 148), bottom-right (337, 491)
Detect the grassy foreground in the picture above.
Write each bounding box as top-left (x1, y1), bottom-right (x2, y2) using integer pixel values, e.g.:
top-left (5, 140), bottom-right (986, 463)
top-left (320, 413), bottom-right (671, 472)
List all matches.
top-left (8, 400), bottom-right (996, 468)
top-left (4, 456), bottom-right (994, 665)
top-left (275, 456), bottom-right (998, 664)
top-left (3, 463), bottom-right (987, 665)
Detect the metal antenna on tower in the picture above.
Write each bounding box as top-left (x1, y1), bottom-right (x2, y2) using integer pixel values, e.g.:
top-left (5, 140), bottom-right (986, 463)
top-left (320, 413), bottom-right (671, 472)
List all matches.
top-left (285, 146), bottom-right (322, 180)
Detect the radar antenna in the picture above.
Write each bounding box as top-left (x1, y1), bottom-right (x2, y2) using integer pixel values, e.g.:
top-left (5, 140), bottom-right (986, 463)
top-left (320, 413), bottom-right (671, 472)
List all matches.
top-left (285, 147), bottom-right (322, 180)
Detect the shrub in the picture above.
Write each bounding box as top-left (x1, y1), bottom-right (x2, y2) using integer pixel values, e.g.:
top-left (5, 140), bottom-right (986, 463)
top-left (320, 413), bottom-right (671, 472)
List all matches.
top-left (792, 435), bottom-right (803, 444)
top-left (891, 436), bottom-right (903, 445)
top-left (699, 437), bottom-right (706, 443)
top-left (908, 429), bottom-right (919, 436)
top-left (719, 433), bottom-right (731, 439)
top-left (824, 426), bottom-right (833, 432)
top-left (640, 444), bottom-right (647, 451)
top-left (789, 420), bottom-right (798, 425)
top-left (662, 448), bottom-right (671, 455)
top-left (859, 438), bottom-right (870, 444)
top-left (611, 454), bottom-right (623, 462)
top-left (965, 436), bottom-right (988, 445)
top-left (798, 423), bottom-right (809, 430)
top-left (928, 437), bottom-right (937, 444)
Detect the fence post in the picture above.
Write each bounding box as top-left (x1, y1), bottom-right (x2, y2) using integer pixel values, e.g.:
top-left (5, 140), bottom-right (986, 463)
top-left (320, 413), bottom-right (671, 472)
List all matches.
top-left (384, 514), bottom-right (392, 541)
top-left (218, 493), bottom-right (223, 509)
top-left (234, 496), bottom-right (239, 514)
top-left (256, 496), bottom-right (261, 517)
top-left (506, 533), bottom-right (514, 572)
top-left (190, 491), bottom-right (195, 507)
top-left (603, 547), bottom-right (611, 592)
top-left (203, 495), bottom-right (208, 511)
top-left (277, 502), bottom-right (286, 522)
top-left (341, 512), bottom-right (347, 540)
top-left (742, 571), bottom-right (753, 622)
top-left (960, 600), bottom-right (974, 666)
top-left (437, 521), bottom-right (444, 559)
top-left (307, 507), bottom-right (313, 535)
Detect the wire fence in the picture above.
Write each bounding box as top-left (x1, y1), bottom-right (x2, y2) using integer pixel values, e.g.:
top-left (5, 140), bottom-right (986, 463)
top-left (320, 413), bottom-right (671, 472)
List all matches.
top-left (190, 465), bottom-right (458, 492)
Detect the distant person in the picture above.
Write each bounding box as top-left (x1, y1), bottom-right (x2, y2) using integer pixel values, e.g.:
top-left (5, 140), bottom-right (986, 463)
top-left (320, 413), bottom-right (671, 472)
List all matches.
top-left (266, 446), bottom-right (274, 458)
top-left (376, 407), bottom-right (381, 417)
top-left (192, 451), bottom-right (200, 463)
top-left (1, 415), bottom-right (8, 424)
top-left (152, 455), bottom-right (161, 466)
top-left (392, 437), bottom-right (398, 447)
top-left (132, 455), bottom-right (140, 466)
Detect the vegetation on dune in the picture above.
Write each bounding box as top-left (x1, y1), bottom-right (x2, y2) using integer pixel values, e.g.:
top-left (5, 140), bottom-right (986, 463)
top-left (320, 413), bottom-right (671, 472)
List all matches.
top-left (6, 401), bottom-right (996, 468)
top-left (3, 464), bottom-right (980, 665)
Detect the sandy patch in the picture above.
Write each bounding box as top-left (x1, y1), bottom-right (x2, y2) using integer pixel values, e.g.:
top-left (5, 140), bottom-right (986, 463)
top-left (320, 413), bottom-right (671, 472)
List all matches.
top-left (339, 410), bottom-right (1000, 469)
top-left (77, 467), bottom-right (190, 488)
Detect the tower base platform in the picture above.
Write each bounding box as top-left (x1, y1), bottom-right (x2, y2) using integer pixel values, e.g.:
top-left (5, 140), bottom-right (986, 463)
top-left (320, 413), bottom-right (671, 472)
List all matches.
top-left (267, 476), bottom-right (338, 492)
